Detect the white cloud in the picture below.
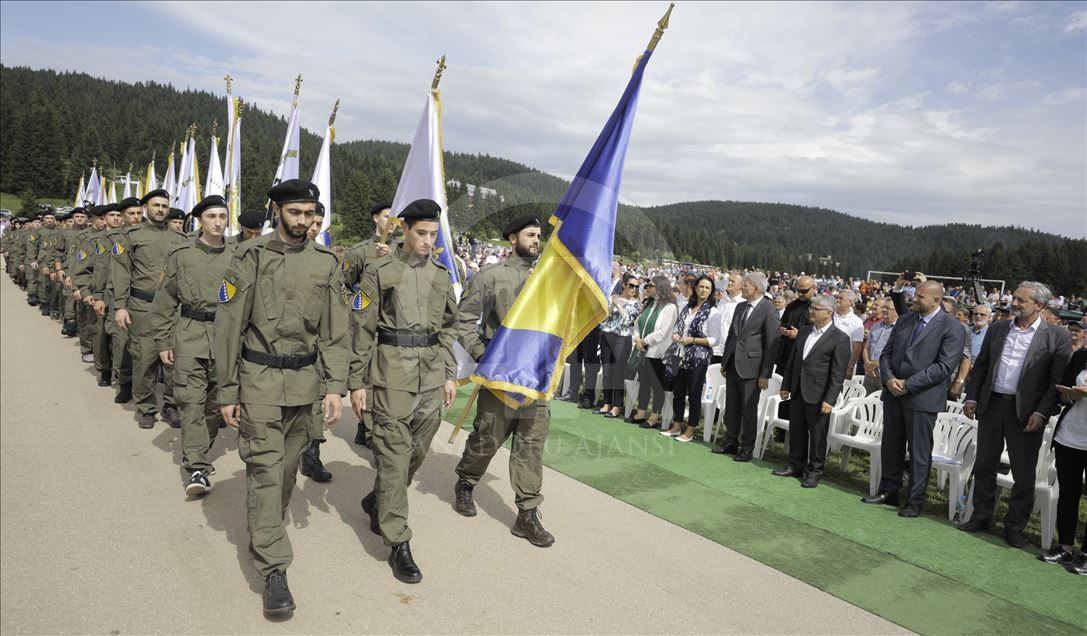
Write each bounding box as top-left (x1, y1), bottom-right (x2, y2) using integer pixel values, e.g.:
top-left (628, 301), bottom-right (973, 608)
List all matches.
top-left (1041, 88), bottom-right (1087, 106)
top-left (1063, 9), bottom-right (1087, 34)
top-left (947, 81), bottom-right (970, 95)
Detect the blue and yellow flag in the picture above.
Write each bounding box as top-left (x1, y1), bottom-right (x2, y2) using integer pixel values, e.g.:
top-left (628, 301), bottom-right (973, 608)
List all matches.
top-left (471, 50), bottom-right (654, 407)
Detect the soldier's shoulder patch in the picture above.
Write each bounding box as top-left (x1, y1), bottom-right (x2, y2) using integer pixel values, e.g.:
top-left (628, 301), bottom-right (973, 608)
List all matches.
top-left (95, 242), bottom-right (107, 256)
top-left (111, 242), bottom-right (125, 255)
top-left (352, 289), bottom-right (372, 311)
top-left (76, 249), bottom-right (88, 262)
top-left (218, 279), bottom-right (237, 303)
top-left (341, 258), bottom-right (350, 272)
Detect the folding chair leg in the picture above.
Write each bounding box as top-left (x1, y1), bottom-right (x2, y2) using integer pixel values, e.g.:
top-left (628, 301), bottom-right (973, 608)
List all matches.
top-left (868, 454), bottom-right (882, 497)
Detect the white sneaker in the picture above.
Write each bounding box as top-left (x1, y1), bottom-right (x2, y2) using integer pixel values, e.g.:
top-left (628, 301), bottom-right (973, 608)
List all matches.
top-left (185, 471), bottom-right (212, 496)
top-left (81, 353), bottom-right (94, 363)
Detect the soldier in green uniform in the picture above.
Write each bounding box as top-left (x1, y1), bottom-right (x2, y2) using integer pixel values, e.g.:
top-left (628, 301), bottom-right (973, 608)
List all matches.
top-left (452, 215), bottom-right (555, 547)
top-left (110, 189), bottom-right (188, 427)
top-left (348, 199), bottom-right (458, 585)
top-left (234, 209), bottom-right (266, 243)
top-left (57, 208), bottom-right (89, 339)
top-left (30, 210), bottom-right (59, 315)
top-left (166, 208), bottom-right (186, 233)
top-left (342, 202), bottom-right (392, 447)
top-left (91, 202), bottom-right (134, 395)
top-left (150, 195), bottom-right (235, 496)
top-left (71, 205), bottom-right (109, 370)
top-left (214, 179), bottom-right (347, 617)
top-left (22, 215), bottom-right (43, 305)
top-left (297, 201), bottom-right (333, 483)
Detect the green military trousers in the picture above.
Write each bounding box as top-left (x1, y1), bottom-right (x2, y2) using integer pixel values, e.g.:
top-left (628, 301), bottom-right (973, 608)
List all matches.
top-left (104, 318), bottom-right (132, 384)
top-left (77, 301), bottom-right (97, 355)
top-left (238, 403), bottom-right (313, 577)
top-left (127, 309), bottom-right (174, 417)
top-left (25, 267), bottom-right (38, 296)
top-left (456, 389), bottom-right (550, 511)
top-left (371, 386), bottom-right (444, 546)
top-left (174, 356), bottom-right (222, 475)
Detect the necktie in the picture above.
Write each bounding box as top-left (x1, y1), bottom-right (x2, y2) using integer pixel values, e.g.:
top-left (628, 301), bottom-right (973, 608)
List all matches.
top-left (737, 303), bottom-right (751, 329)
top-left (909, 318), bottom-right (926, 345)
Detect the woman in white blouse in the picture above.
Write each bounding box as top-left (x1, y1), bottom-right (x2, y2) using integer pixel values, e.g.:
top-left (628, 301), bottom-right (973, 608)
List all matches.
top-left (625, 275), bottom-right (678, 429)
top-left (661, 275), bottom-right (723, 442)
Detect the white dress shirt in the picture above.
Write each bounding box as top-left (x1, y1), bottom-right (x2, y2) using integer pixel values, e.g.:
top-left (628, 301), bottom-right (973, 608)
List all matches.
top-left (993, 316), bottom-right (1042, 394)
top-left (1054, 368), bottom-right (1087, 451)
top-left (714, 293), bottom-right (743, 356)
top-left (802, 324), bottom-right (829, 360)
top-left (832, 310), bottom-right (865, 343)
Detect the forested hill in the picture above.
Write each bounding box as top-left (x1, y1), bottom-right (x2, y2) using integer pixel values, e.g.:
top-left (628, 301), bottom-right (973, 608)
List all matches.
top-left (1, 65), bottom-right (1083, 293)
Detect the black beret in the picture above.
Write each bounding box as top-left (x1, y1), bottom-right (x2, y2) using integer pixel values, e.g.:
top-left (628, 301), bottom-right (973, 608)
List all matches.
top-left (315, 201), bottom-right (326, 216)
top-left (399, 198), bottom-right (441, 223)
top-left (238, 208), bottom-right (266, 229)
top-left (41, 209), bottom-right (56, 217)
top-left (55, 211), bottom-right (71, 221)
top-left (166, 208), bottom-right (186, 221)
top-left (71, 207), bottom-right (87, 216)
top-left (88, 205), bottom-right (110, 217)
top-left (503, 214), bottom-right (541, 238)
top-left (191, 195), bottom-right (227, 218)
top-left (370, 202), bottom-right (393, 216)
top-left (117, 197), bottom-right (142, 211)
top-left (140, 189), bottom-right (170, 205)
top-left (267, 179), bottom-right (319, 205)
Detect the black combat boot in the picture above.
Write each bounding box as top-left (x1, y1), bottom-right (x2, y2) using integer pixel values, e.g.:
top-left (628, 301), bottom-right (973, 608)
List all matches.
top-left (512, 508), bottom-right (555, 547)
top-left (63, 319), bottom-right (77, 337)
top-left (453, 478), bottom-right (477, 517)
top-left (97, 370), bottom-right (112, 387)
top-left (388, 542), bottom-right (422, 584)
top-left (360, 491), bottom-right (380, 535)
top-left (161, 404), bottom-right (181, 428)
top-left (354, 422), bottom-right (371, 447)
top-left (262, 570), bottom-right (296, 616)
top-left (27, 293), bottom-right (38, 306)
top-left (114, 382), bottom-right (132, 403)
top-left (300, 440), bottom-right (332, 482)
top-left (40, 301), bottom-right (50, 316)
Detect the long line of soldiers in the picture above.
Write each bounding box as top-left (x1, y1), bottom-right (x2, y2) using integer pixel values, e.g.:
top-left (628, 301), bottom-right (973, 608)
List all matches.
top-left (1, 181), bottom-right (554, 619)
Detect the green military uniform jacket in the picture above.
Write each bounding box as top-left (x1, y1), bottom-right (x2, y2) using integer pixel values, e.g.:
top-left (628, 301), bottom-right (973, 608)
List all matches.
top-left (341, 235), bottom-right (384, 290)
top-left (71, 228), bottom-right (108, 297)
top-left (149, 237), bottom-right (235, 358)
top-left (38, 226), bottom-right (63, 270)
top-left (92, 228), bottom-right (127, 309)
top-left (457, 256), bottom-right (534, 361)
top-left (348, 246), bottom-right (459, 392)
top-left (108, 221), bottom-right (188, 312)
top-left (214, 233), bottom-right (348, 407)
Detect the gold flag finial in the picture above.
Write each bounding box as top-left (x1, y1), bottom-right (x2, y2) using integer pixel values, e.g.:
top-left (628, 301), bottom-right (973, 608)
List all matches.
top-left (128, 162), bottom-right (133, 173)
top-left (235, 97), bottom-right (246, 118)
top-left (646, 3), bottom-right (674, 53)
top-left (294, 73), bottom-right (303, 96)
top-left (224, 73), bottom-right (234, 94)
top-left (431, 54), bottom-right (447, 91)
top-left (212, 119), bottom-right (219, 139)
top-left (328, 99), bottom-right (340, 127)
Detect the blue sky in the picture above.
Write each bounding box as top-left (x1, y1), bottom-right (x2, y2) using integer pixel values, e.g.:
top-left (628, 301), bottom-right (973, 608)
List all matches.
top-left (1, 1), bottom-right (1084, 237)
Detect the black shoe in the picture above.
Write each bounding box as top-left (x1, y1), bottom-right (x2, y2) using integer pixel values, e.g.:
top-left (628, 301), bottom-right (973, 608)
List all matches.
top-left (63, 319), bottom-right (77, 337)
top-left (958, 517), bottom-right (992, 533)
top-left (353, 423), bottom-right (371, 447)
top-left (138, 414), bottom-right (156, 429)
top-left (50, 310), bottom-right (60, 320)
top-left (1038, 547), bottom-right (1075, 565)
top-left (262, 570), bottom-right (296, 616)
top-left (639, 420), bottom-right (660, 429)
top-left (801, 477), bottom-right (820, 489)
top-left (300, 440), bottom-right (332, 482)
top-left (453, 478), bottom-right (477, 517)
top-left (732, 449), bottom-right (752, 462)
top-left (40, 302), bottom-right (50, 316)
top-left (114, 383), bottom-right (132, 403)
top-left (1069, 554), bottom-right (1087, 576)
top-left (861, 491), bottom-right (900, 506)
top-left (162, 404), bottom-right (182, 429)
top-left (97, 371), bottom-right (112, 387)
top-left (27, 294), bottom-right (38, 306)
top-left (389, 541), bottom-right (422, 584)
top-left (772, 467), bottom-right (801, 478)
top-left (1004, 527), bottom-right (1028, 549)
top-left (511, 508), bottom-right (555, 547)
top-left (185, 471), bottom-right (212, 496)
top-left (712, 443), bottom-right (738, 455)
top-left (577, 398), bottom-right (594, 409)
top-left (360, 491), bottom-right (380, 535)
top-left (624, 415), bottom-right (646, 424)
top-left (898, 503), bottom-right (922, 518)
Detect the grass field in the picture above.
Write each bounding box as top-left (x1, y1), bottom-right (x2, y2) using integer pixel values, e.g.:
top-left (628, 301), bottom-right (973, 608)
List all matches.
top-left (0, 192), bottom-right (72, 215)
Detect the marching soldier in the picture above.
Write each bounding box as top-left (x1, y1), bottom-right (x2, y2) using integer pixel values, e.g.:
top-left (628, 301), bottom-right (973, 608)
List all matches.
top-left (452, 215), bottom-right (555, 547)
top-left (110, 190), bottom-right (187, 427)
top-left (235, 208), bottom-right (266, 243)
top-left (150, 195), bottom-right (235, 496)
top-left (166, 207), bottom-right (186, 233)
top-left (342, 202), bottom-right (392, 447)
top-left (348, 198), bottom-right (458, 585)
top-left (298, 201), bottom-right (334, 483)
top-left (57, 207), bottom-right (90, 339)
top-left (71, 205), bottom-right (110, 372)
top-left (91, 201), bottom-right (139, 398)
top-left (28, 210), bottom-right (59, 314)
top-left (214, 179), bottom-right (347, 617)
top-left (22, 215), bottom-right (43, 306)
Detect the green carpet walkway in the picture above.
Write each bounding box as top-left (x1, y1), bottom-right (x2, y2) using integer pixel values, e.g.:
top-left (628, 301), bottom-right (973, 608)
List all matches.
top-left (452, 388), bottom-right (1086, 635)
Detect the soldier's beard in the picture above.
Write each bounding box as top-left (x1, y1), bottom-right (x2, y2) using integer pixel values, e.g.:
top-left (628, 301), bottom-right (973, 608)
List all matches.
top-left (514, 243), bottom-right (538, 258)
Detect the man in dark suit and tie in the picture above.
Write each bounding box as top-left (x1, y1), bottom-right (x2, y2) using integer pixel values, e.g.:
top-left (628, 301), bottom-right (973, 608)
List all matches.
top-left (773, 294), bottom-right (851, 487)
top-left (863, 280), bottom-right (964, 517)
top-left (959, 281), bottom-right (1071, 548)
top-left (714, 271), bottom-right (781, 461)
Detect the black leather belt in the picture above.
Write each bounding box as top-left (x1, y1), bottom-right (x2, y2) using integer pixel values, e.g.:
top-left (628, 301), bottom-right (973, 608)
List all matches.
top-left (242, 346), bottom-right (318, 369)
top-left (130, 287), bottom-right (155, 302)
top-left (181, 304), bottom-right (216, 322)
top-left (991, 391), bottom-right (1016, 401)
top-left (378, 329), bottom-right (439, 347)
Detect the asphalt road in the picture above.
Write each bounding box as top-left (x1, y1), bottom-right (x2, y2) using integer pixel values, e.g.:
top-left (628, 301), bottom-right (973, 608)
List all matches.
top-left (0, 270), bottom-right (906, 634)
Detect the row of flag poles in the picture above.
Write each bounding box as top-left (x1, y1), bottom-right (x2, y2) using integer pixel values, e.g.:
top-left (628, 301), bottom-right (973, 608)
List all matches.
top-left (66, 4), bottom-right (671, 409)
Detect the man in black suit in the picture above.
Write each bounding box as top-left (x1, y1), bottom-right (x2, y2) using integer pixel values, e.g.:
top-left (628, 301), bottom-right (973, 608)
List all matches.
top-left (715, 271), bottom-right (781, 461)
top-left (773, 294), bottom-right (851, 487)
top-left (774, 275), bottom-right (816, 373)
top-left (960, 282), bottom-right (1071, 548)
top-left (863, 280), bottom-right (964, 517)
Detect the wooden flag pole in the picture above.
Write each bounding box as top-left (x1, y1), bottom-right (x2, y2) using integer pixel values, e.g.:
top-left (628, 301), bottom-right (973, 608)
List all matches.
top-left (447, 384), bottom-right (481, 443)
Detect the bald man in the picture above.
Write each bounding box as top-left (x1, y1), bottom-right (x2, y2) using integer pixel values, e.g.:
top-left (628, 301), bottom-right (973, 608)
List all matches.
top-left (775, 275), bottom-right (817, 373)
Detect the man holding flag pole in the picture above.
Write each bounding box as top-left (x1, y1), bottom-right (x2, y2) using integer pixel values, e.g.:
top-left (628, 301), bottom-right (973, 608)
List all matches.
top-left (454, 3), bottom-right (673, 547)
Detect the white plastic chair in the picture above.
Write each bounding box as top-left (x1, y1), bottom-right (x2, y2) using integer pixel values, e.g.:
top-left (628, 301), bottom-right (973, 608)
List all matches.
top-left (749, 374), bottom-right (783, 455)
top-left (930, 413), bottom-right (978, 521)
top-left (826, 383), bottom-right (867, 453)
top-left (845, 374), bottom-right (866, 389)
top-left (703, 384), bottom-right (728, 442)
top-left (756, 394), bottom-right (790, 459)
top-left (699, 364), bottom-right (725, 434)
top-left (827, 396), bottom-right (885, 496)
top-left (623, 379), bottom-right (639, 418)
top-left (944, 400), bottom-right (964, 416)
top-left (559, 362), bottom-right (571, 397)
